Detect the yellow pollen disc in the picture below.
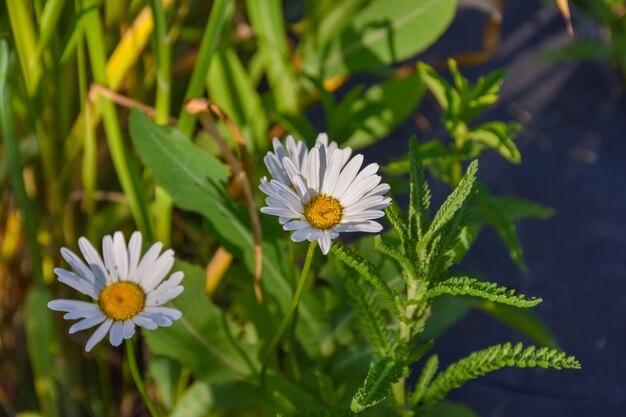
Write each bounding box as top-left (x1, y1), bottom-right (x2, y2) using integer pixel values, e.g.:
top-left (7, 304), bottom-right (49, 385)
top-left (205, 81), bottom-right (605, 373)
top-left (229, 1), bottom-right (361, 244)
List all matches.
top-left (98, 282), bottom-right (145, 321)
top-left (304, 195), bottom-right (343, 230)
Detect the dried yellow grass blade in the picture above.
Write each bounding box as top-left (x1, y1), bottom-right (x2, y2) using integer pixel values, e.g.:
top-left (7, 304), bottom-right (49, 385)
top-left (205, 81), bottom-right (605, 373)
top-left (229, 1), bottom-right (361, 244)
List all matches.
top-left (555, 0), bottom-right (574, 36)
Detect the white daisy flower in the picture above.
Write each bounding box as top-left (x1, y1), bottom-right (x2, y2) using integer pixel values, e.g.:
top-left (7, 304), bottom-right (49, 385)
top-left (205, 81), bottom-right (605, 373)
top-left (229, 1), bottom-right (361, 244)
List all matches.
top-left (48, 231), bottom-right (184, 352)
top-left (260, 135), bottom-right (391, 254)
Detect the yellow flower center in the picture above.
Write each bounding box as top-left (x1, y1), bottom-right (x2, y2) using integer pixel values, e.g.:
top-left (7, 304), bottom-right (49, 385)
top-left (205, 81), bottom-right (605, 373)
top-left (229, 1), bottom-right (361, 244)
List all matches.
top-left (304, 195), bottom-right (343, 230)
top-left (98, 282), bottom-right (145, 321)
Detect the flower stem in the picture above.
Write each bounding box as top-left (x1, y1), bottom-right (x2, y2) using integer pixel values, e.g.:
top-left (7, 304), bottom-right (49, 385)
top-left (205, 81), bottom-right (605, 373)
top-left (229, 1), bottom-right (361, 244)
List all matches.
top-left (260, 241), bottom-right (317, 389)
top-left (125, 339), bottom-right (160, 417)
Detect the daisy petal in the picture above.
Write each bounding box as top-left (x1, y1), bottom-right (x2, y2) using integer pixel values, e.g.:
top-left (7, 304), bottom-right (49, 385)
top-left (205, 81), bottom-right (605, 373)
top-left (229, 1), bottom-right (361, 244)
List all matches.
top-left (69, 315), bottom-right (106, 334)
top-left (132, 313), bottom-right (159, 330)
top-left (102, 235), bottom-right (118, 283)
top-left (123, 320), bottom-right (136, 339)
top-left (109, 321), bottom-right (124, 346)
top-left (78, 237), bottom-right (108, 288)
top-left (146, 286), bottom-right (184, 306)
top-left (144, 306), bottom-right (183, 321)
top-left (60, 248), bottom-right (97, 285)
top-left (127, 232), bottom-right (142, 281)
top-left (140, 250), bottom-right (175, 292)
top-left (85, 319), bottom-right (113, 352)
top-left (54, 268), bottom-right (100, 299)
top-left (113, 232), bottom-right (129, 280)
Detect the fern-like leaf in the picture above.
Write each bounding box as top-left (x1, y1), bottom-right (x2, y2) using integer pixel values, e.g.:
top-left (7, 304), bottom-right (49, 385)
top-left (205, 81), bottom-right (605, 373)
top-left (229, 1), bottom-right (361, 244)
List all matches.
top-left (425, 276), bottom-right (541, 308)
top-left (385, 204), bottom-right (409, 246)
top-left (344, 272), bottom-right (392, 357)
top-left (421, 343), bottom-right (581, 405)
top-left (421, 160), bottom-right (478, 247)
top-left (350, 357), bottom-right (407, 413)
top-left (331, 241), bottom-right (402, 318)
top-left (410, 354), bottom-right (439, 406)
top-left (373, 235), bottom-right (416, 280)
top-left (408, 136), bottom-right (431, 240)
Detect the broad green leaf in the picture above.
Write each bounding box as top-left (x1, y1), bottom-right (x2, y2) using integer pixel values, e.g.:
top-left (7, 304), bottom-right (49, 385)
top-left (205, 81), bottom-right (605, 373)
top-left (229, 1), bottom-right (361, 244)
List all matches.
top-left (170, 381), bottom-right (214, 417)
top-left (475, 184), bottom-right (526, 270)
top-left (312, 0), bottom-right (457, 78)
top-left (350, 357), bottom-right (406, 412)
top-left (422, 296), bottom-right (471, 340)
top-left (144, 261), bottom-right (256, 380)
top-left (129, 110), bottom-right (319, 354)
top-left (474, 301), bottom-right (560, 349)
top-left (343, 74), bottom-right (424, 149)
top-left (25, 287), bottom-right (60, 417)
top-left (491, 196), bottom-right (554, 221)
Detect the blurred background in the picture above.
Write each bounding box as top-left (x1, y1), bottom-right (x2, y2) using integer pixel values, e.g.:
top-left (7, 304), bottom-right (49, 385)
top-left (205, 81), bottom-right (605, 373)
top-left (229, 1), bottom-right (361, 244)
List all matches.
top-left (1, 0), bottom-right (625, 416)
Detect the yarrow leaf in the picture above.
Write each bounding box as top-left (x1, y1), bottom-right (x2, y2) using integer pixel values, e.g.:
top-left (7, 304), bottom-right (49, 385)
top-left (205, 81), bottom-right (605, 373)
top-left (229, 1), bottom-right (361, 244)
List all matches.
top-left (331, 241), bottom-right (402, 318)
top-left (344, 272), bottom-right (393, 358)
top-left (421, 343), bottom-right (581, 405)
top-left (408, 136), bottom-right (431, 240)
top-left (425, 276), bottom-right (542, 308)
top-left (410, 354), bottom-right (439, 406)
top-left (350, 356), bottom-right (407, 412)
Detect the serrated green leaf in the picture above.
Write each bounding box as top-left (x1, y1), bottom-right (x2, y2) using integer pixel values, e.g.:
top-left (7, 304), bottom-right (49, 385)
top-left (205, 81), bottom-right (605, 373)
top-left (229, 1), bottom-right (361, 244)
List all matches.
top-left (331, 241), bottom-right (402, 318)
top-left (417, 61), bottom-right (455, 110)
top-left (408, 136), bottom-right (431, 240)
top-left (425, 276), bottom-right (542, 307)
top-left (421, 343), bottom-right (580, 405)
top-left (344, 271), bottom-right (392, 357)
top-left (410, 354), bottom-right (438, 406)
top-left (314, 0), bottom-right (457, 78)
top-left (350, 357), bottom-right (406, 412)
top-left (421, 160), bottom-right (478, 246)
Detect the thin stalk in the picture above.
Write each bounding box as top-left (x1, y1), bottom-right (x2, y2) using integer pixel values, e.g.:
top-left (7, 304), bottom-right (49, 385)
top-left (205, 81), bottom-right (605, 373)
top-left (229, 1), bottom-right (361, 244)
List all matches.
top-left (125, 339), bottom-right (160, 417)
top-left (148, 0), bottom-right (173, 246)
top-left (80, 0), bottom-right (154, 240)
top-left (260, 241), bottom-right (316, 389)
top-left (75, 3), bottom-right (96, 237)
top-left (177, 0), bottom-right (230, 136)
top-left (0, 40), bottom-right (43, 284)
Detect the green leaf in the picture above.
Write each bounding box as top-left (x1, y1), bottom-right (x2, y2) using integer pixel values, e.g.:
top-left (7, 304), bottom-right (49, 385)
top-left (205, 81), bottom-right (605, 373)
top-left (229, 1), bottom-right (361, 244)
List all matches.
top-left (314, 0), bottom-right (457, 78)
top-left (344, 271), bottom-right (392, 357)
top-left (444, 225), bottom-right (478, 265)
top-left (170, 381), bottom-right (215, 417)
top-left (130, 110), bottom-right (317, 342)
top-left (331, 241), bottom-right (402, 318)
top-left (350, 357), bottom-right (406, 412)
top-left (466, 122), bottom-right (521, 164)
top-left (144, 261), bottom-right (256, 380)
top-left (343, 74), bottom-right (424, 149)
top-left (206, 47), bottom-right (269, 152)
top-left (408, 136), bottom-right (431, 240)
top-left (421, 400), bottom-right (480, 417)
top-left (417, 61), bottom-right (455, 110)
top-left (425, 276), bottom-right (542, 307)
top-left (474, 301), bottom-right (560, 348)
top-left (25, 287), bottom-right (60, 417)
top-left (245, 0), bottom-right (299, 113)
top-left (475, 184), bottom-right (526, 270)
top-left (421, 342), bottom-right (580, 405)
top-left (421, 160), bottom-right (478, 247)
top-left (410, 355), bottom-right (439, 406)
top-left (490, 196), bottom-right (554, 222)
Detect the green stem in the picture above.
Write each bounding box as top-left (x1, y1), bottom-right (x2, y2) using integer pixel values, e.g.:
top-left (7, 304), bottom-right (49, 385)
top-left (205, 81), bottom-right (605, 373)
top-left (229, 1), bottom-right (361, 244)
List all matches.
top-left (148, 0), bottom-right (173, 246)
top-left (125, 339), bottom-right (160, 417)
top-left (260, 241), bottom-right (316, 389)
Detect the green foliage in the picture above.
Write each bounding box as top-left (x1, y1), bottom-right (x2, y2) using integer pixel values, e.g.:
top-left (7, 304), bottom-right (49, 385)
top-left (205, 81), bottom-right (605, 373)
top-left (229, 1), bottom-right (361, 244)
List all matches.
top-left (305, 0), bottom-right (457, 78)
top-left (421, 343), bottom-right (581, 405)
top-left (344, 272), bottom-right (393, 358)
top-left (144, 261), bottom-right (257, 381)
top-left (425, 276), bottom-right (542, 308)
top-left (331, 241), bottom-right (402, 317)
top-left (350, 357), bottom-right (407, 412)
